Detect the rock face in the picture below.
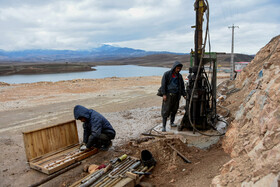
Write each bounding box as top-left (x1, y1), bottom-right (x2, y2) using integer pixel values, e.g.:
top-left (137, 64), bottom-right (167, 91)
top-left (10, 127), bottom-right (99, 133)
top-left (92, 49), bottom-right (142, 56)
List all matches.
top-left (212, 35), bottom-right (280, 186)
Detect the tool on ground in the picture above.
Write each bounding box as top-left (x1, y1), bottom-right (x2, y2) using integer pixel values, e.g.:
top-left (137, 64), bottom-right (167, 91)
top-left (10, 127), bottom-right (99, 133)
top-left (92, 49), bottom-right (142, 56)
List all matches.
top-left (110, 154), bottom-right (128, 164)
top-left (167, 143), bottom-right (191, 163)
top-left (79, 154), bottom-right (127, 187)
top-left (92, 158), bottom-right (140, 186)
top-left (132, 171), bottom-right (151, 175)
top-left (142, 124), bottom-right (165, 137)
top-left (70, 155), bottom-right (155, 187)
top-left (79, 163), bottom-right (112, 187)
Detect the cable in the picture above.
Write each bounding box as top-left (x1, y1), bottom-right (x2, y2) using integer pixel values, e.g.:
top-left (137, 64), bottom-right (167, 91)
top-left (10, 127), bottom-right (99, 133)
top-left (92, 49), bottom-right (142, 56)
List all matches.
top-left (217, 104), bottom-right (230, 117)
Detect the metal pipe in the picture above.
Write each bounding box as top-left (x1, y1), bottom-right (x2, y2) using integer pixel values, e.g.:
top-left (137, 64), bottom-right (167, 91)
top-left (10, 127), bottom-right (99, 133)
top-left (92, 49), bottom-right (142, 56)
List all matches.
top-left (83, 158), bottom-right (139, 187)
top-left (79, 163), bottom-right (112, 187)
top-left (100, 178), bottom-right (118, 187)
top-left (106, 163), bottom-right (145, 187)
top-left (94, 159), bottom-right (135, 187)
top-left (109, 160), bottom-right (134, 177)
top-left (139, 166), bottom-right (154, 181)
top-left (139, 166), bottom-right (148, 172)
top-left (105, 178), bottom-right (122, 187)
top-left (100, 160), bottom-right (137, 187)
top-left (94, 177), bottom-right (111, 187)
top-left (113, 160), bottom-right (135, 176)
top-left (128, 161), bottom-right (141, 170)
top-left (80, 169), bottom-right (103, 184)
top-left (109, 158), bottom-right (131, 175)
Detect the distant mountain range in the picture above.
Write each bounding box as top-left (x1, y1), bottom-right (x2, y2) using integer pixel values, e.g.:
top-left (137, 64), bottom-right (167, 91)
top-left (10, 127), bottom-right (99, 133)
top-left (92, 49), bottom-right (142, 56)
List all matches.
top-left (0, 45), bottom-right (185, 62)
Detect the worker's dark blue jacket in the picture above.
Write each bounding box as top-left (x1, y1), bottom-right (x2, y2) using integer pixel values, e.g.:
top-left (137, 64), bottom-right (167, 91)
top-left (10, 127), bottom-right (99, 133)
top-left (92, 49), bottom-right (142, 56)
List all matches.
top-left (74, 105), bottom-right (116, 146)
top-left (161, 61), bottom-right (186, 97)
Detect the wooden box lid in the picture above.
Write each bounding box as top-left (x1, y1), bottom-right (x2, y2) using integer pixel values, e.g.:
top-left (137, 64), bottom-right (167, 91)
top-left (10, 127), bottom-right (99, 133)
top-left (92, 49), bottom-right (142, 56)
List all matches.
top-left (22, 120), bottom-right (79, 162)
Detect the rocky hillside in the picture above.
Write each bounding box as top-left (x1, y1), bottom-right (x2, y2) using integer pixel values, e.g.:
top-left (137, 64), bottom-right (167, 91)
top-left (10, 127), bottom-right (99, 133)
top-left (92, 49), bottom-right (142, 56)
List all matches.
top-left (213, 35), bottom-right (280, 186)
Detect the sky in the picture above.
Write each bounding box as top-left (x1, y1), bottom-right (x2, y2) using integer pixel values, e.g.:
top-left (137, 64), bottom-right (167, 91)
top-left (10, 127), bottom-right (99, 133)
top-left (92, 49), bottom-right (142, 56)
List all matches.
top-left (0, 0), bottom-right (279, 54)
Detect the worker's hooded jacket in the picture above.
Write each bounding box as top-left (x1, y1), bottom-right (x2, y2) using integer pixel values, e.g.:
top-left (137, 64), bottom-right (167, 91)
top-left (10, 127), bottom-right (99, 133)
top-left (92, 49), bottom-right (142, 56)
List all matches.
top-left (74, 105), bottom-right (116, 147)
top-left (161, 61), bottom-right (186, 97)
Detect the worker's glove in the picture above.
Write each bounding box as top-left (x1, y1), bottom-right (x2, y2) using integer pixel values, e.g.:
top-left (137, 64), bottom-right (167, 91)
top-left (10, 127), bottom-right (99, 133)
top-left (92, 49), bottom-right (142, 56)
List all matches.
top-left (80, 145), bottom-right (87, 151)
top-left (80, 142), bottom-right (86, 147)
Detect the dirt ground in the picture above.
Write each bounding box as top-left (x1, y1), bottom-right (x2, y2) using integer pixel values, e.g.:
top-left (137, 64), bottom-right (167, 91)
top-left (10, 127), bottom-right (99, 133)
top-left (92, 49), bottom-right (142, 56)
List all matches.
top-left (0, 75), bottom-right (231, 187)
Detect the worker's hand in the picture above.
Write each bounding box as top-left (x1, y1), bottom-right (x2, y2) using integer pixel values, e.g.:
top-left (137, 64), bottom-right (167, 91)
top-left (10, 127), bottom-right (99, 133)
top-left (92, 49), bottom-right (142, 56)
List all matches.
top-left (163, 95), bottom-right (167, 101)
top-left (80, 145), bottom-right (87, 151)
top-left (80, 142), bottom-right (86, 148)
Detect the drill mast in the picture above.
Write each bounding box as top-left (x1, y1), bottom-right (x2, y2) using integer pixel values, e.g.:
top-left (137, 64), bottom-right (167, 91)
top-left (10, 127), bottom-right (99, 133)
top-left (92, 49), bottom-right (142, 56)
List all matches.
top-left (179, 0), bottom-right (217, 132)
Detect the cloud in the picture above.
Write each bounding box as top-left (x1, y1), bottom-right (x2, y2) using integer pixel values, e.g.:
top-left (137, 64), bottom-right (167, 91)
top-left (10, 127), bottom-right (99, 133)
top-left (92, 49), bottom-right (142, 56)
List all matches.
top-left (0, 0), bottom-right (279, 54)
top-left (107, 30), bottom-right (194, 53)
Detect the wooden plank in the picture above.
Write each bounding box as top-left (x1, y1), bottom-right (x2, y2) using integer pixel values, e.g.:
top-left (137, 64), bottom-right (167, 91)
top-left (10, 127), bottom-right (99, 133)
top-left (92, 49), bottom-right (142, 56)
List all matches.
top-left (113, 178), bottom-right (135, 187)
top-left (30, 144), bottom-right (79, 163)
top-left (23, 131), bottom-right (32, 162)
top-left (29, 162), bottom-right (81, 187)
top-left (167, 143), bottom-right (191, 163)
top-left (35, 145), bottom-right (79, 166)
top-left (47, 160), bottom-right (76, 174)
top-left (126, 172), bottom-right (138, 180)
top-left (76, 148), bottom-right (98, 162)
top-left (30, 147), bottom-right (98, 175)
top-left (46, 149), bottom-right (98, 174)
top-left (23, 120), bottom-right (77, 134)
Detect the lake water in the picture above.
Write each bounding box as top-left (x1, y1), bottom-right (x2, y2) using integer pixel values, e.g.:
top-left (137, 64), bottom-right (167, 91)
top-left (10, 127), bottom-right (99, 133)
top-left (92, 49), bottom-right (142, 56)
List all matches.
top-left (0, 65), bottom-right (188, 84)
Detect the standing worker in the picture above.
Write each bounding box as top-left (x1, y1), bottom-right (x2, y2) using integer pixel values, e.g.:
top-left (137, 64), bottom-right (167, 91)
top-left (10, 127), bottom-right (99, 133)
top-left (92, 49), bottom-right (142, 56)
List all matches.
top-left (74, 105), bottom-right (116, 151)
top-left (160, 61), bottom-right (186, 132)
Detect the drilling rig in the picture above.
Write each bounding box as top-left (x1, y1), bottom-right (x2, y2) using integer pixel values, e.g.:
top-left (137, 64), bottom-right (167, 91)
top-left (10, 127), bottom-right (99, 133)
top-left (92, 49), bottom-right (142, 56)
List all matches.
top-left (178, 0), bottom-right (218, 132)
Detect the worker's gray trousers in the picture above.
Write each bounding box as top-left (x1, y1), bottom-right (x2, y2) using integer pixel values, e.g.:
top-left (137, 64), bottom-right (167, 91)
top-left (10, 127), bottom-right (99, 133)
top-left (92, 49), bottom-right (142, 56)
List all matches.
top-left (161, 93), bottom-right (180, 123)
top-left (86, 133), bottom-right (115, 148)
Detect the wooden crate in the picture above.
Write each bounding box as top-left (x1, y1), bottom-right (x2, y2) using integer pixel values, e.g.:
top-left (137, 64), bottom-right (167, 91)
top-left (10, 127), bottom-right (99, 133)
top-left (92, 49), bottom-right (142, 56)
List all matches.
top-left (23, 120), bottom-right (98, 174)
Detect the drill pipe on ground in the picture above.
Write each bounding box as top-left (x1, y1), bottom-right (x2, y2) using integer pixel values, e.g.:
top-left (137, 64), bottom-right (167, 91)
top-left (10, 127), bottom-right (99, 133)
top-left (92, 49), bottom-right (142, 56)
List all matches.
top-left (139, 166), bottom-right (154, 181)
top-left (96, 160), bottom-right (136, 187)
top-left (82, 157), bottom-right (130, 186)
top-left (78, 157), bottom-right (143, 187)
top-left (80, 169), bottom-right (103, 184)
top-left (91, 158), bottom-right (134, 186)
top-left (102, 161), bottom-right (142, 187)
top-left (109, 160), bottom-right (135, 177)
top-left (104, 162), bottom-right (144, 187)
top-left (79, 163), bottom-right (112, 187)
top-left (94, 159), bottom-right (141, 187)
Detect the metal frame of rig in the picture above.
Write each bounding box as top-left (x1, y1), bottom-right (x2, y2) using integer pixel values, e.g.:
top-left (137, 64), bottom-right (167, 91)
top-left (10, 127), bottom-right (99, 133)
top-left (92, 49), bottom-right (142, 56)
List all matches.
top-left (178, 0), bottom-right (218, 132)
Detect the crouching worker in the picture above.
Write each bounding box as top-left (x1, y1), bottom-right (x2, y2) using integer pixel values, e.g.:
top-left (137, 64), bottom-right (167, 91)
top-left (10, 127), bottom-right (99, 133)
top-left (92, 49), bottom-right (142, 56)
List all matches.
top-left (74, 105), bottom-right (116, 151)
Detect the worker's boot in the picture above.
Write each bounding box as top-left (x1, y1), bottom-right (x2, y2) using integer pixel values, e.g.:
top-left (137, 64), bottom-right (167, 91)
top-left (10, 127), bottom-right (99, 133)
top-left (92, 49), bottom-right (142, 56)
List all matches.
top-left (162, 117), bottom-right (167, 132)
top-left (100, 140), bottom-right (112, 151)
top-left (170, 114), bottom-right (177, 127)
